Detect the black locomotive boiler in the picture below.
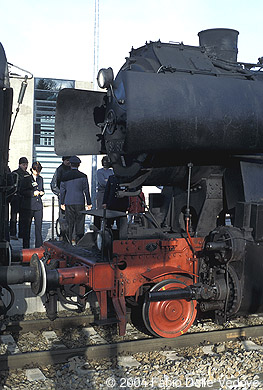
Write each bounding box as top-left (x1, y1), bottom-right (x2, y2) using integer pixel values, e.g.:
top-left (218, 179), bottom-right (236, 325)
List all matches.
top-left (54, 27), bottom-right (263, 331)
top-left (1, 29), bottom-right (263, 338)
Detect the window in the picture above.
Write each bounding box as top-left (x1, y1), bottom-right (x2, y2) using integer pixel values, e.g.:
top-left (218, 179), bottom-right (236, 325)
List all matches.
top-left (33, 77), bottom-right (75, 201)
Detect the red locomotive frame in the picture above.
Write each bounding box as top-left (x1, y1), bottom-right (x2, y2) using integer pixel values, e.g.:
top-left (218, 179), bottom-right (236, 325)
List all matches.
top-left (20, 236), bottom-right (203, 338)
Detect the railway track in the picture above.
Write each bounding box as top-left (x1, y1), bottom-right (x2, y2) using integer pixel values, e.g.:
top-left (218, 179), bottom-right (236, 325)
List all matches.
top-left (1, 323), bottom-right (263, 370)
top-left (2, 313), bottom-right (95, 334)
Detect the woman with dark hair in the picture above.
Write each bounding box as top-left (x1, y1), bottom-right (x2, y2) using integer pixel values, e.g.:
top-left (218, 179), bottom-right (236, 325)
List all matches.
top-left (20, 161), bottom-right (44, 248)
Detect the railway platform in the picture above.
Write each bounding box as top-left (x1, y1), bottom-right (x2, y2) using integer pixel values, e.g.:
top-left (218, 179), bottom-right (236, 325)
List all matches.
top-left (9, 204), bottom-right (58, 251)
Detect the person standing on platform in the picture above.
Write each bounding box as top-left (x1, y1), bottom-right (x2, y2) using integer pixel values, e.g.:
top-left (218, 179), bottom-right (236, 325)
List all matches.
top-left (20, 161), bottom-right (44, 248)
top-left (96, 156), bottom-right (114, 209)
top-left (9, 157), bottom-right (29, 239)
top-left (60, 156), bottom-right (92, 244)
top-left (50, 156), bottom-right (71, 239)
top-left (50, 156), bottom-right (71, 201)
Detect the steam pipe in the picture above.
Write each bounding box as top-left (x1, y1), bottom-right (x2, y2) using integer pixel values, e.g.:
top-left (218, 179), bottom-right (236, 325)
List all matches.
top-left (200, 301), bottom-right (225, 312)
top-left (206, 242), bottom-right (227, 251)
top-left (147, 287), bottom-right (193, 302)
top-left (11, 247), bottom-right (45, 263)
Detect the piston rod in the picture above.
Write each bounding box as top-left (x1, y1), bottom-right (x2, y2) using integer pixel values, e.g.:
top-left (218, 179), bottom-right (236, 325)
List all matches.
top-left (147, 287), bottom-right (193, 302)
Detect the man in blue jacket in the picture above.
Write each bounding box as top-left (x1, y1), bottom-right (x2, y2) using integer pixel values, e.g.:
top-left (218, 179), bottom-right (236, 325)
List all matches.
top-left (60, 156), bottom-right (92, 244)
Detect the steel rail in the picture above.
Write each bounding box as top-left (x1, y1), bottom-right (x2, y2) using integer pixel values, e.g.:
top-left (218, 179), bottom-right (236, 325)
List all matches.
top-left (1, 325), bottom-right (263, 370)
top-left (3, 314), bottom-right (95, 334)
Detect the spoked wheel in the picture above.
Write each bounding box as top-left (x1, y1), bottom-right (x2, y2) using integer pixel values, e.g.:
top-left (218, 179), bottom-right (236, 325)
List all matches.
top-left (142, 278), bottom-right (197, 338)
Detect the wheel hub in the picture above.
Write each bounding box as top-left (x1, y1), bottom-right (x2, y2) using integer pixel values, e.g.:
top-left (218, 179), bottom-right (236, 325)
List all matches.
top-left (163, 301), bottom-right (183, 321)
top-left (142, 278), bottom-right (197, 338)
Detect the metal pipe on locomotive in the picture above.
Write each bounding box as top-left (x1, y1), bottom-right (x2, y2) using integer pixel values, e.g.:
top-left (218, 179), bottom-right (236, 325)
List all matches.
top-left (1, 28), bottom-right (263, 338)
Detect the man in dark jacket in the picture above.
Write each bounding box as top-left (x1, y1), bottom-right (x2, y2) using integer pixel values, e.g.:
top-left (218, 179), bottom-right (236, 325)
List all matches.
top-left (60, 156), bottom-right (92, 244)
top-left (20, 161), bottom-right (45, 248)
top-left (96, 156), bottom-right (114, 209)
top-left (9, 157), bottom-right (29, 239)
top-left (50, 156), bottom-right (71, 198)
top-left (50, 156), bottom-right (71, 226)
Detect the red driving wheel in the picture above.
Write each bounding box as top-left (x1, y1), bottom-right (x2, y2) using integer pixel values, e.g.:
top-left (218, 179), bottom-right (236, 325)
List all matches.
top-left (142, 278), bottom-right (197, 338)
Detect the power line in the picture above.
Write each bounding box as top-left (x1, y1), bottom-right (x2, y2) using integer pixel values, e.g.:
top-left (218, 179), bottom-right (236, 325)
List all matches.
top-left (93, 0), bottom-right (100, 90)
top-left (92, 0), bottom-right (100, 206)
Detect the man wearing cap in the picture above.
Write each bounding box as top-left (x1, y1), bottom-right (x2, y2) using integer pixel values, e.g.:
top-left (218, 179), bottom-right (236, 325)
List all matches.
top-left (50, 156), bottom-right (71, 229)
top-left (60, 156), bottom-right (92, 244)
top-left (50, 156), bottom-right (71, 198)
top-left (9, 157), bottom-right (29, 239)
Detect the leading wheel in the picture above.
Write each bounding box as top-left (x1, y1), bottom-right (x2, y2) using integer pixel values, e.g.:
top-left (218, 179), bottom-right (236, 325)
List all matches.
top-left (142, 278), bottom-right (197, 338)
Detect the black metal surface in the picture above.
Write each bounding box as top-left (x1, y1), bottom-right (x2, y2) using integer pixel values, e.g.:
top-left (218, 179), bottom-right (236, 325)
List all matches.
top-left (0, 43), bottom-right (8, 88)
top-left (121, 71), bottom-right (263, 158)
top-left (30, 254), bottom-right (43, 295)
top-left (147, 287), bottom-right (193, 302)
top-left (198, 28), bottom-right (239, 62)
top-left (55, 32), bottom-right (263, 165)
top-left (238, 243), bottom-right (263, 315)
top-left (250, 204), bottom-right (263, 241)
top-left (0, 87), bottom-right (13, 246)
top-left (55, 88), bottom-right (105, 155)
top-left (11, 249), bottom-right (23, 263)
top-left (54, 30), bottom-right (263, 188)
top-left (0, 265), bottom-right (35, 285)
top-left (82, 209), bottom-right (126, 218)
top-left (224, 161), bottom-right (263, 210)
top-left (92, 317), bottom-right (119, 326)
top-left (0, 43), bottom-right (13, 256)
top-left (45, 240), bottom-right (101, 262)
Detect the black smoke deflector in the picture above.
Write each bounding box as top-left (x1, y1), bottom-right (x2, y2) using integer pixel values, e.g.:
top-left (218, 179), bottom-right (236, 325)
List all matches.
top-left (55, 88), bottom-right (106, 156)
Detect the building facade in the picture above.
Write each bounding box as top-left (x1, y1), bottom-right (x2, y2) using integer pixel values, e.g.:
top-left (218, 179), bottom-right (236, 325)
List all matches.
top-left (9, 77), bottom-right (94, 204)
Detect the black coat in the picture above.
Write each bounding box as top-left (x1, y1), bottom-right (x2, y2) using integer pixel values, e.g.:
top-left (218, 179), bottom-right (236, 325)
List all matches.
top-left (20, 174), bottom-right (44, 210)
top-left (50, 163), bottom-right (71, 196)
top-left (12, 167), bottom-right (28, 192)
top-left (9, 167), bottom-right (29, 203)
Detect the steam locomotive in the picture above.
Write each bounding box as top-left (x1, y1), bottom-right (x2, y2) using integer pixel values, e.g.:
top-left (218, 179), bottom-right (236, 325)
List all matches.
top-left (1, 28), bottom-right (263, 338)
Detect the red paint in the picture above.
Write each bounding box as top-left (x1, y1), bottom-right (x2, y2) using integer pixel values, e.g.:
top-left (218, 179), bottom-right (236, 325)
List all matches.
top-left (21, 247), bottom-right (45, 263)
top-left (41, 237), bottom-right (204, 338)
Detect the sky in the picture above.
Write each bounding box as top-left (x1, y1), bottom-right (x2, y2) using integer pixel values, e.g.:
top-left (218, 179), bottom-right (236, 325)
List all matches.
top-left (0, 0), bottom-right (262, 84)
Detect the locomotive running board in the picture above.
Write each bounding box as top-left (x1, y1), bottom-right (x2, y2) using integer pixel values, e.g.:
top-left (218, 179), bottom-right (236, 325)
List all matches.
top-left (55, 88), bottom-right (106, 156)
